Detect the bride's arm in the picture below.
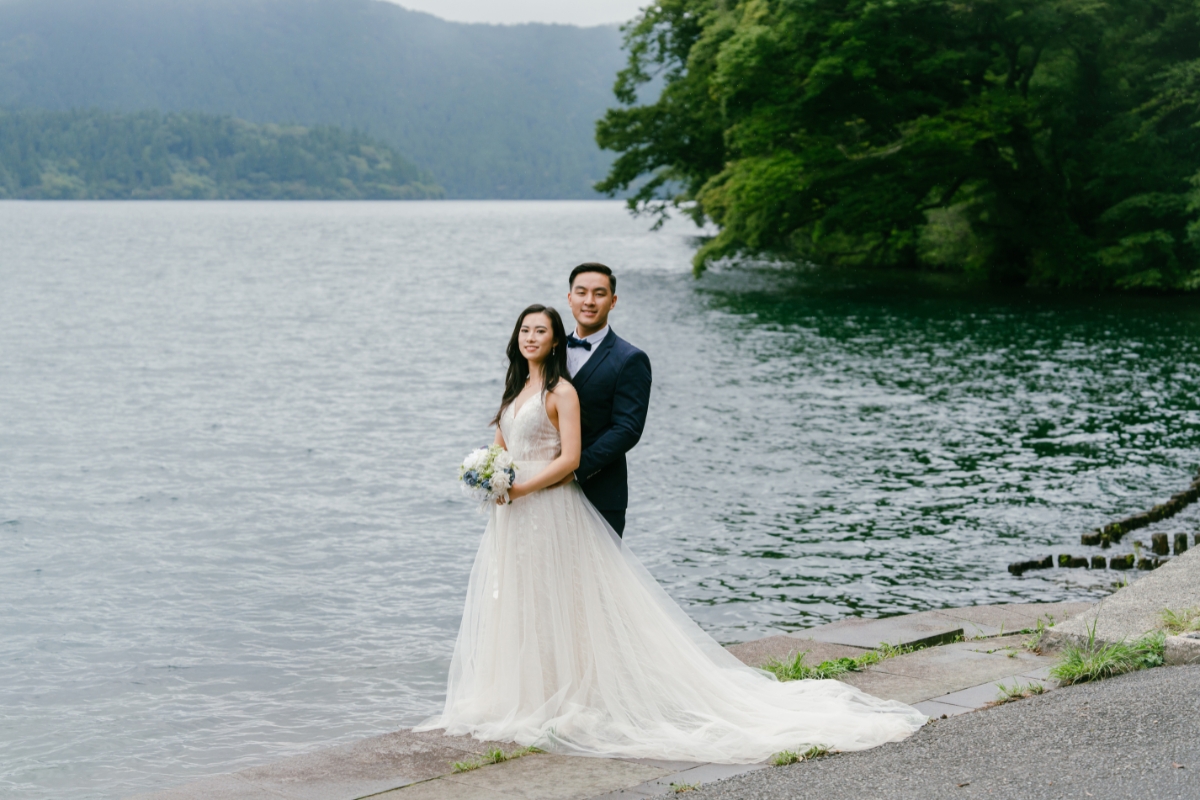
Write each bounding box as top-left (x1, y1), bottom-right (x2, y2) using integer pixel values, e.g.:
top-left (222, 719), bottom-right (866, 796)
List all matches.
top-left (493, 426), bottom-right (506, 449)
top-left (506, 384), bottom-right (581, 501)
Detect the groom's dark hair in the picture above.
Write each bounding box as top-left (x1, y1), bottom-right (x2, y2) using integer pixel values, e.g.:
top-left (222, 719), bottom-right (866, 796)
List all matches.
top-left (569, 262), bottom-right (616, 292)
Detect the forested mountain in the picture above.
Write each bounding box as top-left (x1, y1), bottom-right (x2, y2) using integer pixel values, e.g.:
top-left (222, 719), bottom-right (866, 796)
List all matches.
top-left (0, 109), bottom-right (442, 199)
top-left (0, 0), bottom-right (626, 198)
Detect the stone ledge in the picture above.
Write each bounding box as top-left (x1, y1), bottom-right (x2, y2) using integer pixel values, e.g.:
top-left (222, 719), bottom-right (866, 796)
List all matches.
top-left (789, 611), bottom-right (964, 650)
top-left (726, 636), bottom-right (868, 668)
top-left (1046, 545), bottom-right (1200, 647)
top-left (593, 762), bottom-right (767, 799)
top-left (782, 602), bottom-right (1091, 653)
top-left (1164, 634), bottom-right (1200, 666)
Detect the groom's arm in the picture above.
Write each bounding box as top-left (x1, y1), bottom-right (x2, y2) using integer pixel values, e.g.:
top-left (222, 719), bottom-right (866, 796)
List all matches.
top-left (576, 351), bottom-right (652, 480)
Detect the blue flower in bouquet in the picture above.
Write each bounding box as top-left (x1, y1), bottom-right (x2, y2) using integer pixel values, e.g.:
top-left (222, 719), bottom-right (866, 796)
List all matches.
top-left (457, 444), bottom-right (518, 508)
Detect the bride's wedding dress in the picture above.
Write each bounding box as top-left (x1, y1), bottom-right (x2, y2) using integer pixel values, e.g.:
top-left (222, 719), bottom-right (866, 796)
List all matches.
top-left (417, 392), bottom-right (925, 763)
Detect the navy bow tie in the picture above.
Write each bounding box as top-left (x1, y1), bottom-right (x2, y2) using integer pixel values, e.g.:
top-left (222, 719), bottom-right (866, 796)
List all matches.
top-left (566, 335), bottom-right (592, 351)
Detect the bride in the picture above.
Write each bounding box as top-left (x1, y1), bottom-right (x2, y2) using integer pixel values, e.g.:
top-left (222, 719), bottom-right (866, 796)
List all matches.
top-left (417, 304), bottom-right (926, 763)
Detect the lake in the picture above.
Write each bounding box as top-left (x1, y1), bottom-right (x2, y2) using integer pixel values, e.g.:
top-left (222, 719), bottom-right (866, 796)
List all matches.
top-left (3, 201), bottom-right (1199, 798)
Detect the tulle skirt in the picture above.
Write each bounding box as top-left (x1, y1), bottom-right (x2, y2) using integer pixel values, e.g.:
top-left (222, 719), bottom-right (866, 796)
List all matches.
top-left (416, 463), bottom-right (926, 763)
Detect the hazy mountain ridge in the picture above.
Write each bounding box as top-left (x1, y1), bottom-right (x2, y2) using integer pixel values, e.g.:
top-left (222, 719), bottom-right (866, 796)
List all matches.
top-left (0, 0), bottom-right (627, 198)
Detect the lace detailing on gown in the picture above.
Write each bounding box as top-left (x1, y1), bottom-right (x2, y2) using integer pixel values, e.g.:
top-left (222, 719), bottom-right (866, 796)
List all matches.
top-left (417, 391), bottom-right (925, 762)
top-left (503, 391), bottom-right (562, 463)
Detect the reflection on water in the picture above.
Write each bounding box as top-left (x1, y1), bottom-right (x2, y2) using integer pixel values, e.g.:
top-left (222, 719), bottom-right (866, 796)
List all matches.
top-left (643, 267), bottom-right (1200, 636)
top-left (1, 202), bottom-right (1198, 798)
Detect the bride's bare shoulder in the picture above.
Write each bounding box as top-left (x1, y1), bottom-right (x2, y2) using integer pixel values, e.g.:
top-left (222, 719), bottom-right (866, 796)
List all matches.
top-left (546, 381), bottom-right (579, 414)
top-left (550, 381), bottom-right (578, 401)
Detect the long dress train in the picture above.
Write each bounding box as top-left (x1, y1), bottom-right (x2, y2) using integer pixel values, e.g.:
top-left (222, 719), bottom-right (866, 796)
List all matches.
top-left (416, 392), bottom-right (926, 763)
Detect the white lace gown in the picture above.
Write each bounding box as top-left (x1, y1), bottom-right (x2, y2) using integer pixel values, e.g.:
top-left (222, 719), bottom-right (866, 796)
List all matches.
top-left (416, 392), bottom-right (926, 762)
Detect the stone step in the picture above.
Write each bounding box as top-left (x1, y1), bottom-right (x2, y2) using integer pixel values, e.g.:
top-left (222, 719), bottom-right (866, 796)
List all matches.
top-left (836, 636), bottom-right (1056, 705)
top-left (725, 636), bottom-right (868, 668)
top-left (125, 730), bottom-right (517, 800)
top-left (373, 753), bottom-right (680, 800)
top-left (786, 601), bottom-right (1090, 651)
top-left (1044, 544), bottom-right (1200, 652)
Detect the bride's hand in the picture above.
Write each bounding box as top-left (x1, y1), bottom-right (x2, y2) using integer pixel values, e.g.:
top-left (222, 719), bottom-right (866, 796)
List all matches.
top-left (500, 484), bottom-right (528, 505)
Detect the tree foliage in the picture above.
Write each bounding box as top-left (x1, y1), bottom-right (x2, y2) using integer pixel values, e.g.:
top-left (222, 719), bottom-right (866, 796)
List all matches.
top-left (597, 0), bottom-right (1200, 289)
top-left (0, 109), bottom-right (442, 199)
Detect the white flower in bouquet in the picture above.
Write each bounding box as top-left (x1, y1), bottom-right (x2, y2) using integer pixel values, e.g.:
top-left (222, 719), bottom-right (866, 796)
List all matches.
top-left (458, 444), bottom-right (518, 507)
top-left (461, 447), bottom-right (489, 473)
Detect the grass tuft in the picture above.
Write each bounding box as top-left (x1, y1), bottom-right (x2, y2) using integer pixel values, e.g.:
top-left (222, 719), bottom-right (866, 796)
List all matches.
top-left (451, 746), bottom-right (542, 773)
top-left (764, 652), bottom-right (854, 681)
top-left (1160, 607), bottom-right (1200, 635)
top-left (992, 681), bottom-right (1046, 705)
top-left (763, 644), bottom-right (913, 683)
top-left (1049, 628), bottom-right (1165, 686)
top-left (1023, 618), bottom-right (1050, 653)
top-left (771, 744), bottom-right (831, 766)
top-left (671, 781), bottom-right (701, 793)
top-left (875, 642), bottom-right (917, 659)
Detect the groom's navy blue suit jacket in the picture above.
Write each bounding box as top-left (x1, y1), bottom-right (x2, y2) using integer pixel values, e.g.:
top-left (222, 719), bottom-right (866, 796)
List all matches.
top-left (573, 329), bottom-right (652, 512)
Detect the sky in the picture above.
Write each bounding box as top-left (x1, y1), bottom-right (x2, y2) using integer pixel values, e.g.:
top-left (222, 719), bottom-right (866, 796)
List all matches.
top-left (384, 0), bottom-right (647, 26)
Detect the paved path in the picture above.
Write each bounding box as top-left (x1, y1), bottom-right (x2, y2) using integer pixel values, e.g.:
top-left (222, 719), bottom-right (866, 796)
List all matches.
top-left (129, 602), bottom-right (1092, 800)
top-left (684, 664), bottom-right (1200, 800)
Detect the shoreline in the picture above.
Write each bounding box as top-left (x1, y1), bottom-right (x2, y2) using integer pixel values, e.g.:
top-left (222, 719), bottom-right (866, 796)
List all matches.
top-left (128, 543), bottom-right (1200, 800)
top-left (121, 599), bottom-right (1118, 800)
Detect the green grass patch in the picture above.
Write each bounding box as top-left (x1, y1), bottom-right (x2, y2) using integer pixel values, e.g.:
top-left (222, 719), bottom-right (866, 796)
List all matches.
top-left (763, 643), bottom-right (913, 682)
top-left (771, 744), bottom-right (831, 766)
top-left (1160, 607), bottom-right (1200, 635)
top-left (1049, 629), bottom-right (1165, 686)
top-left (670, 781), bottom-right (701, 793)
top-left (1023, 618), bottom-right (1051, 653)
top-left (451, 746), bottom-right (542, 773)
top-left (992, 681), bottom-right (1046, 705)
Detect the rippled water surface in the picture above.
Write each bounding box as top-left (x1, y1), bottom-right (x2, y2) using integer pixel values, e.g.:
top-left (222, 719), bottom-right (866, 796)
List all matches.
top-left (3, 201), bottom-right (1200, 798)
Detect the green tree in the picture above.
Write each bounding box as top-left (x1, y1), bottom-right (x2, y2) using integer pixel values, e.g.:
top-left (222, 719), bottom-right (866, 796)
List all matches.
top-left (597, 0), bottom-right (1200, 290)
top-left (0, 109), bottom-right (443, 200)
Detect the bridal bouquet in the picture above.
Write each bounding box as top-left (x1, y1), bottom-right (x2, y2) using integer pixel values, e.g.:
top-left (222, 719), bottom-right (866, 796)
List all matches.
top-left (458, 445), bottom-right (518, 506)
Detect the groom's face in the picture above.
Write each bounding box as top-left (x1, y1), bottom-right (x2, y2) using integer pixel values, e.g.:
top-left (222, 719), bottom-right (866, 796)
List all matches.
top-left (568, 273), bottom-right (616, 336)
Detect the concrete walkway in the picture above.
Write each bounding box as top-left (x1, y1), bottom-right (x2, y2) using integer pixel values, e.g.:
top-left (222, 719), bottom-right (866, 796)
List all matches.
top-left (129, 601), bottom-right (1091, 800)
top-left (1044, 544), bottom-right (1200, 665)
top-left (684, 664), bottom-right (1200, 800)
top-left (684, 548), bottom-right (1200, 800)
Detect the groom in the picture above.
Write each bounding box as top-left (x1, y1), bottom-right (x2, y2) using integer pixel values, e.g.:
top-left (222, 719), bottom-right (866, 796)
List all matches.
top-left (564, 263), bottom-right (652, 537)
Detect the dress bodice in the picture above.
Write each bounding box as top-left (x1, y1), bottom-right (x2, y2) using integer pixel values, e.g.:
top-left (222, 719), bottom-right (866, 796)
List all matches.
top-left (499, 391), bottom-right (562, 463)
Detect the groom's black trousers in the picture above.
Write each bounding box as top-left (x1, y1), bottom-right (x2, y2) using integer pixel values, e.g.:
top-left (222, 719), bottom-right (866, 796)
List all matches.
top-left (599, 509), bottom-right (626, 538)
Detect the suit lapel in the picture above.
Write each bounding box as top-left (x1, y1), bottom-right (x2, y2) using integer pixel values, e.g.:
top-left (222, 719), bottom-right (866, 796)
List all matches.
top-left (572, 328), bottom-right (616, 389)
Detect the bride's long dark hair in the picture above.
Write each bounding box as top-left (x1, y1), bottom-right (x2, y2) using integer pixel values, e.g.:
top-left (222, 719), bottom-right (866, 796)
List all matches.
top-left (492, 304), bottom-right (570, 426)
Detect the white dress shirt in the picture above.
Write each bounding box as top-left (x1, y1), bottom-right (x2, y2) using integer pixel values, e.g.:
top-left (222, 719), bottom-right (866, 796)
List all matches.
top-left (566, 325), bottom-right (609, 378)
